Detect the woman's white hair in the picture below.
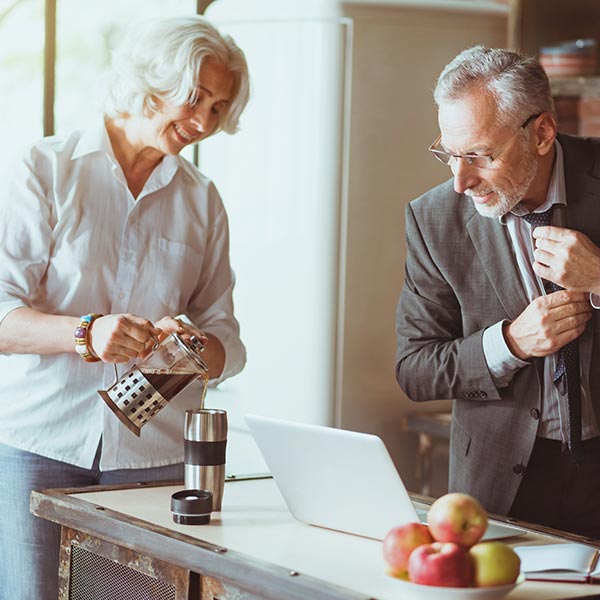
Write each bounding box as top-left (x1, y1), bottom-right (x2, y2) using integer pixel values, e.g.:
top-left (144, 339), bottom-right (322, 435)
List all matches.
top-left (433, 46), bottom-right (555, 127)
top-left (104, 16), bottom-right (250, 135)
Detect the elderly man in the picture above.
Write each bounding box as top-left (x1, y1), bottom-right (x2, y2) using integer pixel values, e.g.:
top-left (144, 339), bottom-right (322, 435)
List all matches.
top-left (396, 46), bottom-right (600, 538)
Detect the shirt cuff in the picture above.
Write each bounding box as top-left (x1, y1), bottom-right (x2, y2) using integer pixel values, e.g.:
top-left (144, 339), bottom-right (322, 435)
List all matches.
top-left (482, 320), bottom-right (530, 388)
top-left (174, 314), bottom-right (246, 386)
top-left (589, 293), bottom-right (600, 309)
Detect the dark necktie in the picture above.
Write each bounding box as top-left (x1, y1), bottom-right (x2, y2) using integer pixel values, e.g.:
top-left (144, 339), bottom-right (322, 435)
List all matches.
top-left (521, 206), bottom-right (582, 463)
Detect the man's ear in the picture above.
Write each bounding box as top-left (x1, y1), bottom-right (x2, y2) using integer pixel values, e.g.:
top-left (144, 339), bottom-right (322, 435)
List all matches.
top-left (534, 113), bottom-right (557, 157)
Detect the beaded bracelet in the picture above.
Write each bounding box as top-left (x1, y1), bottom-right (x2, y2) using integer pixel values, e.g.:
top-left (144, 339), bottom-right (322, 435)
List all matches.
top-left (74, 313), bottom-right (103, 362)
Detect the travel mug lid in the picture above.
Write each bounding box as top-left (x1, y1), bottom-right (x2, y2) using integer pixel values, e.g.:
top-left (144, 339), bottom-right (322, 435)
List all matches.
top-left (170, 489), bottom-right (213, 525)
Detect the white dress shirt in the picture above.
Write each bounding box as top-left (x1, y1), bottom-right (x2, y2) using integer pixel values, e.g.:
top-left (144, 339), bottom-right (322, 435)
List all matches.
top-left (482, 141), bottom-right (599, 442)
top-left (0, 117), bottom-right (246, 469)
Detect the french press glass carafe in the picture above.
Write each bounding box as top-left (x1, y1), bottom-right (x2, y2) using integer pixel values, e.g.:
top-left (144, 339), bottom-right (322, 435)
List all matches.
top-left (98, 333), bottom-right (208, 436)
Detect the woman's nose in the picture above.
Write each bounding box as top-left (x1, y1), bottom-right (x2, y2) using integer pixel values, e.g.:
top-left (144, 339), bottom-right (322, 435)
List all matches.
top-left (190, 104), bottom-right (211, 132)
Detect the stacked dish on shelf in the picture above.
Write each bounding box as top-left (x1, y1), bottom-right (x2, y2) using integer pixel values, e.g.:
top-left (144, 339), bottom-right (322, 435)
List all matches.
top-left (539, 39), bottom-right (597, 78)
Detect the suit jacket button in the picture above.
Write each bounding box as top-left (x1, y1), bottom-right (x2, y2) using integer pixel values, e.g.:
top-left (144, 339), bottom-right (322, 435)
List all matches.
top-left (513, 464), bottom-right (525, 475)
top-left (530, 408), bottom-right (540, 420)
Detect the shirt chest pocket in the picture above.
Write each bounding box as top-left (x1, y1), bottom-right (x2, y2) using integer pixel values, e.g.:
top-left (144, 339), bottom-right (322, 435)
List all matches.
top-left (155, 238), bottom-right (203, 312)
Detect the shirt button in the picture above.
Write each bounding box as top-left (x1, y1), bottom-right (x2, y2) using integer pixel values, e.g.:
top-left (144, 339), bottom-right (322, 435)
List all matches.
top-left (513, 464), bottom-right (525, 475)
top-left (530, 408), bottom-right (540, 420)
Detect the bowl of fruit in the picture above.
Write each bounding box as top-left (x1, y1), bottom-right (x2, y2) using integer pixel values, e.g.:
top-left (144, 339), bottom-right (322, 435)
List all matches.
top-left (383, 492), bottom-right (523, 600)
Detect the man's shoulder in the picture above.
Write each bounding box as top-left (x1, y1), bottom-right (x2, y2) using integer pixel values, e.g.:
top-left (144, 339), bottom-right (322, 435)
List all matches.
top-left (409, 178), bottom-right (474, 223)
top-left (558, 131), bottom-right (600, 151)
top-left (412, 177), bottom-right (456, 204)
top-left (558, 132), bottom-right (600, 174)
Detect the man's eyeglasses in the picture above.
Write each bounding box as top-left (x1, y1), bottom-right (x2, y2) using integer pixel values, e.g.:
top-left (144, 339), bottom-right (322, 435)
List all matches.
top-left (428, 113), bottom-right (541, 170)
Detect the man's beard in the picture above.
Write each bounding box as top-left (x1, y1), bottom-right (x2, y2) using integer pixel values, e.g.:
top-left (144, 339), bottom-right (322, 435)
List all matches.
top-left (466, 151), bottom-right (538, 219)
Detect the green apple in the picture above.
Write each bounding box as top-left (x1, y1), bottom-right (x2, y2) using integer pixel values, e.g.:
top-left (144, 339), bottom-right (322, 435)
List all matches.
top-left (469, 541), bottom-right (521, 587)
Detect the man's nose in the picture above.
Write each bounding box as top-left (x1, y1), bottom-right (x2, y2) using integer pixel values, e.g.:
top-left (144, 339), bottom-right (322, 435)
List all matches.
top-left (451, 158), bottom-right (480, 194)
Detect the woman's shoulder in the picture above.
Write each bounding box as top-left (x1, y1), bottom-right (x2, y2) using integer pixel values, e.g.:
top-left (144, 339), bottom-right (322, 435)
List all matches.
top-left (19, 128), bottom-right (86, 165)
top-left (175, 154), bottom-right (211, 186)
top-left (173, 155), bottom-right (225, 203)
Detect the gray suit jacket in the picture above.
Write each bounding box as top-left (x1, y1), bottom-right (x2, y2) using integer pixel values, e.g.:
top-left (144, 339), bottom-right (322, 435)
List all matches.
top-left (396, 133), bottom-right (600, 515)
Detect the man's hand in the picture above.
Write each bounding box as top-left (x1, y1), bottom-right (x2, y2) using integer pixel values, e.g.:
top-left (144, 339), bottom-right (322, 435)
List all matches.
top-left (533, 226), bottom-right (600, 294)
top-left (88, 314), bottom-right (161, 363)
top-left (504, 290), bottom-right (592, 360)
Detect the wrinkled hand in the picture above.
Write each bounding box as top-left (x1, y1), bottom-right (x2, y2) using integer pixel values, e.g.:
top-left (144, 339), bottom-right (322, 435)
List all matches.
top-left (505, 290), bottom-right (592, 360)
top-left (532, 226), bottom-right (600, 293)
top-left (153, 316), bottom-right (209, 346)
top-left (88, 314), bottom-right (161, 363)
top-left (153, 316), bottom-right (224, 379)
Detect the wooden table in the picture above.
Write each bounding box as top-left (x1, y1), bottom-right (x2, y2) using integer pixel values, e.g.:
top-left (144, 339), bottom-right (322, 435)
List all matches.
top-left (31, 476), bottom-right (600, 600)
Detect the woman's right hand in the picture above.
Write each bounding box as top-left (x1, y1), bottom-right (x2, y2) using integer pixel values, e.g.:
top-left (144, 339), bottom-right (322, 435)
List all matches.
top-left (88, 314), bottom-right (162, 363)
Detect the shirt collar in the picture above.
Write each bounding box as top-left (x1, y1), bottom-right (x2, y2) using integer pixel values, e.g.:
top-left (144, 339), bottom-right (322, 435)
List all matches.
top-left (72, 115), bottom-right (116, 162)
top-left (71, 115), bottom-right (181, 195)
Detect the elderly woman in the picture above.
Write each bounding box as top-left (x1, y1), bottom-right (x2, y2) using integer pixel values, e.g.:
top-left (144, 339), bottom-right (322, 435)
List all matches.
top-left (0, 16), bottom-right (249, 600)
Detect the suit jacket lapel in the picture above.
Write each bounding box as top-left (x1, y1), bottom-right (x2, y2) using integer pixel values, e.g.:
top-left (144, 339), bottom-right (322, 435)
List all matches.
top-left (466, 214), bottom-right (529, 321)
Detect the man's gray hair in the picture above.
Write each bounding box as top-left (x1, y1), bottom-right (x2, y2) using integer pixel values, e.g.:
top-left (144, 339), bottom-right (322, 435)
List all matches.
top-left (433, 46), bottom-right (555, 125)
top-left (104, 16), bottom-right (250, 135)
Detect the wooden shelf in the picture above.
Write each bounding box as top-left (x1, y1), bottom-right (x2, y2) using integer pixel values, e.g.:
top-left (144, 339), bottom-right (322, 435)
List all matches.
top-left (550, 76), bottom-right (600, 98)
top-left (509, 0), bottom-right (600, 57)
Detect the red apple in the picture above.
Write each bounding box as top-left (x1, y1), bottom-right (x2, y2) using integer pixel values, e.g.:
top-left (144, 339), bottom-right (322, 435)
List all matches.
top-left (469, 542), bottom-right (521, 587)
top-left (382, 522), bottom-right (434, 578)
top-left (408, 541), bottom-right (473, 587)
top-left (427, 492), bottom-right (488, 548)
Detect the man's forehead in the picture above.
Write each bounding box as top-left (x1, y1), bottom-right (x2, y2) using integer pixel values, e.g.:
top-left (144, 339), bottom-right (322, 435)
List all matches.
top-left (438, 94), bottom-right (503, 150)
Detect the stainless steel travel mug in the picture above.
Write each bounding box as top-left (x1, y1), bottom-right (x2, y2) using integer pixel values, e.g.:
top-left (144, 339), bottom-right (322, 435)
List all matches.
top-left (184, 409), bottom-right (227, 511)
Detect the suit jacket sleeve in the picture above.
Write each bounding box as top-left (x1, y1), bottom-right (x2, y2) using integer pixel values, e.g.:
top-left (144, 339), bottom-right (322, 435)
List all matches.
top-left (396, 202), bottom-right (501, 402)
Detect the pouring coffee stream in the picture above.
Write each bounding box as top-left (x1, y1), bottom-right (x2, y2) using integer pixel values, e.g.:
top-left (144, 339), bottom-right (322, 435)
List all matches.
top-left (99, 332), bottom-right (210, 436)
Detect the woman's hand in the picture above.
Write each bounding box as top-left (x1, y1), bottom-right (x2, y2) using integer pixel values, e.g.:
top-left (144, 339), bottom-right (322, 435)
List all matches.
top-left (153, 315), bottom-right (209, 345)
top-left (153, 316), bottom-right (223, 379)
top-left (88, 314), bottom-right (161, 363)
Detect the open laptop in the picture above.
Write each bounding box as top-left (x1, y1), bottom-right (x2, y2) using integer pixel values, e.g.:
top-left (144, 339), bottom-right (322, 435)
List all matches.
top-left (245, 414), bottom-right (526, 541)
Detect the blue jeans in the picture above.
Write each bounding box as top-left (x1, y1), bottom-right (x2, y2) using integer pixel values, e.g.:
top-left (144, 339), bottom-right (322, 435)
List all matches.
top-left (0, 442), bottom-right (183, 600)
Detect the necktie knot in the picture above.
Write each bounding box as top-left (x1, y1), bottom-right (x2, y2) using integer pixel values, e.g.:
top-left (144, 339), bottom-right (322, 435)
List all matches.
top-left (520, 205), bottom-right (554, 228)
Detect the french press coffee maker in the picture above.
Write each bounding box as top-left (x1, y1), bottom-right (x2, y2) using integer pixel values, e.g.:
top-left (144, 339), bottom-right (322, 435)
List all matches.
top-left (98, 333), bottom-right (209, 436)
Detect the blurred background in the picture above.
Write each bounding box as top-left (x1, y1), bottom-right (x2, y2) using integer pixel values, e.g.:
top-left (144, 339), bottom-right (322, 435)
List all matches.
top-left (2, 0), bottom-right (599, 498)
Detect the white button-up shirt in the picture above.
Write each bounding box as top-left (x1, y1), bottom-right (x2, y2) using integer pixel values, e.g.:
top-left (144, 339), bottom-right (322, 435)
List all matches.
top-left (0, 117), bottom-right (246, 469)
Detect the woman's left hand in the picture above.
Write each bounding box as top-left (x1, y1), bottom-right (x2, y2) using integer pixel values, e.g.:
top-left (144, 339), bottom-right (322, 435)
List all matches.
top-left (152, 316), bottom-right (224, 379)
top-left (153, 316), bottom-right (209, 345)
